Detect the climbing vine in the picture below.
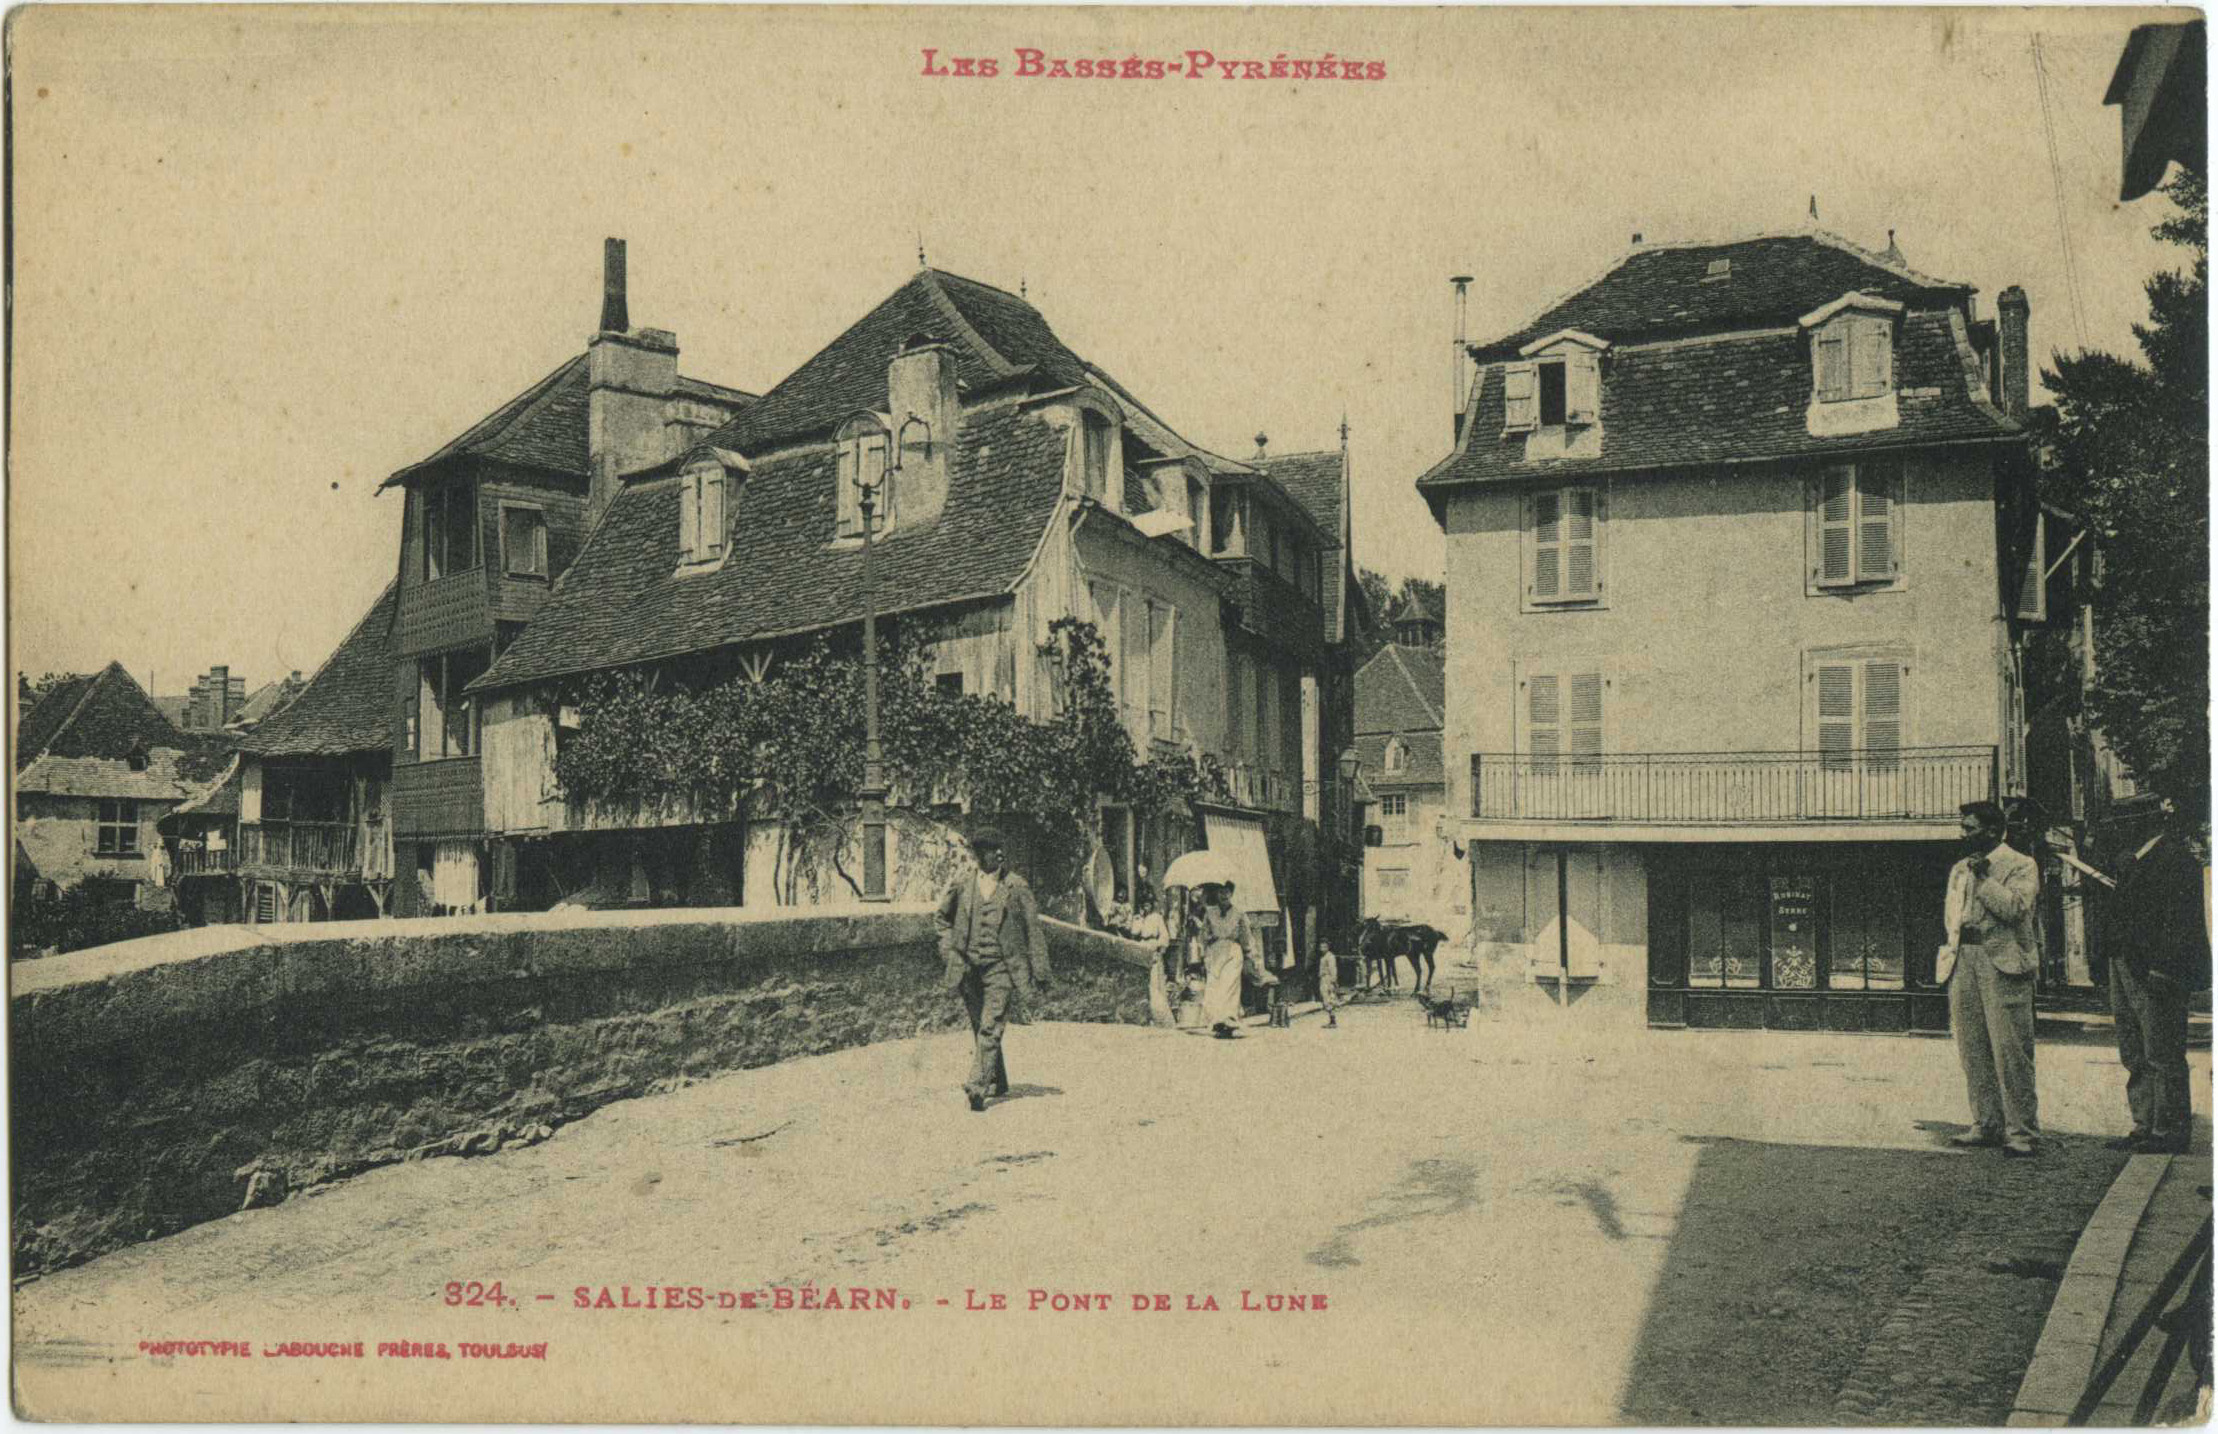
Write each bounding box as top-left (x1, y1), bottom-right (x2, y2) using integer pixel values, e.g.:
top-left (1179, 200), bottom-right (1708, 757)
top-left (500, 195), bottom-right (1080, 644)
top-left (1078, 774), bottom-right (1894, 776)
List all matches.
top-left (550, 618), bottom-right (1208, 885)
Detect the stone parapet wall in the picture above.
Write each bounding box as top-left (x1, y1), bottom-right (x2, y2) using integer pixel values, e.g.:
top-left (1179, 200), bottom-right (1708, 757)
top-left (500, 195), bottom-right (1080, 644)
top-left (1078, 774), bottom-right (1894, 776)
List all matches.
top-left (12, 906), bottom-right (1155, 1278)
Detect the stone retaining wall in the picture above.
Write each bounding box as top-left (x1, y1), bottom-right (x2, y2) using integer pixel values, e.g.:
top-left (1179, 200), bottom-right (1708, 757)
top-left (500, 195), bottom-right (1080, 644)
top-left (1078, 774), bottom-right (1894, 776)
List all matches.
top-left (11, 906), bottom-right (1155, 1277)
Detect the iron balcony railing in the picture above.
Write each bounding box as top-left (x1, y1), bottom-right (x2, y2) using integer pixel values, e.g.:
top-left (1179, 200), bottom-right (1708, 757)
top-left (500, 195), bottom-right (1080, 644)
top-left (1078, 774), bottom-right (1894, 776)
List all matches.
top-left (240, 820), bottom-right (361, 876)
top-left (1469, 746), bottom-right (1998, 824)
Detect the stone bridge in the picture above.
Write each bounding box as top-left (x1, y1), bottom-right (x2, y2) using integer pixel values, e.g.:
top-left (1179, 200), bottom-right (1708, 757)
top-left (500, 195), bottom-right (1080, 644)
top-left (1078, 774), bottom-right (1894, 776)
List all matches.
top-left (11, 905), bottom-right (1157, 1277)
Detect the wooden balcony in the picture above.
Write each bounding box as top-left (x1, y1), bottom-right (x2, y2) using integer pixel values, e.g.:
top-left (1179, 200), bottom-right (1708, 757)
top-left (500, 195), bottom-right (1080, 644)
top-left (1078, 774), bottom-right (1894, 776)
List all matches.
top-left (171, 842), bottom-right (238, 877)
top-left (240, 820), bottom-right (360, 877)
top-left (1469, 747), bottom-right (1997, 827)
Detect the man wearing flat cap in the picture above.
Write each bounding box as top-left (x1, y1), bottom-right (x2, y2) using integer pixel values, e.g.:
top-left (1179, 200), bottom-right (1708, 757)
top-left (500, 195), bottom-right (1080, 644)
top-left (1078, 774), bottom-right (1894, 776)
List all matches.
top-left (937, 828), bottom-right (1053, 1112)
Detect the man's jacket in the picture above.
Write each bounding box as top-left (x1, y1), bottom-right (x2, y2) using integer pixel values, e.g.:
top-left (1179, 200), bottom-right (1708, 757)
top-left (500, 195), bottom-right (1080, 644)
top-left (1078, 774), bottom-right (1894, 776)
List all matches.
top-left (2112, 836), bottom-right (2211, 985)
top-left (1946, 842), bottom-right (2041, 976)
top-left (936, 871), bottom-right (1053, 988)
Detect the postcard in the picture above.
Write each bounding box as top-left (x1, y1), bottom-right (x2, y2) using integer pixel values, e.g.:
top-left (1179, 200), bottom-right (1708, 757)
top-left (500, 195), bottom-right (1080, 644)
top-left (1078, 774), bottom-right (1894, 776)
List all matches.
top-left (8, 4), bottom-right (2210, 1424)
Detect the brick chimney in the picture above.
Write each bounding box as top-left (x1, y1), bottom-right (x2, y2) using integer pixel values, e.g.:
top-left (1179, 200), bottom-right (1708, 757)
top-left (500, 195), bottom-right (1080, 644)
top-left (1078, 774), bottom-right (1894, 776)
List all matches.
top-left (1997, 286), bottom-right (2030, 421)
top-left (587, 238), bottom-right (679, 525)
top-left (884, 335), bottom-right (958, 529)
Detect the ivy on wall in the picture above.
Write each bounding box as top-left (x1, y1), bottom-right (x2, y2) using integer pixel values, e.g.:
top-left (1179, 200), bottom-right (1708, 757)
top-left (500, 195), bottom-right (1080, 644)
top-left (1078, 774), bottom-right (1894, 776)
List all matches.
top-left (550, 618), bottom-right (1215, 888)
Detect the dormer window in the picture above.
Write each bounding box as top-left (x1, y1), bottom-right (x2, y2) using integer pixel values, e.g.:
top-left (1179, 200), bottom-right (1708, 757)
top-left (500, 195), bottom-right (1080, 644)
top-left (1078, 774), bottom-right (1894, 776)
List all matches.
top-left (1079, 411), bottom-right (1114, 502)
top-left (1504, 329), bottom-right (1607, 434)
top-left (835, 414), bottom-right (893, 540)
top-left (1801, 293), bottom-right (1902, 403)
top-left (678, 460), bottom-right (728, 565)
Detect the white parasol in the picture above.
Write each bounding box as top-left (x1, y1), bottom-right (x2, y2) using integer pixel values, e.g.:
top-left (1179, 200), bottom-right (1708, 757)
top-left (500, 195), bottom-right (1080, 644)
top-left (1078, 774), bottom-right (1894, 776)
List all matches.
top-left (1161, 849), bottom-right (1234, 891)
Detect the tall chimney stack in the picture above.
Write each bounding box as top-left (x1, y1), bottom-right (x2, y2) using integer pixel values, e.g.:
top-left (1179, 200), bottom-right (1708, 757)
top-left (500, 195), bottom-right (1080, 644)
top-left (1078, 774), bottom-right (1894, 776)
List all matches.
top-left (1997, 286), bottom-right (2030, 421)
top-left (587, 237), bottom-right (679, 524)
top-left (600, 238), bottom-right (629, 334)
top-left (1450, 275), bottom-right (1474, 444)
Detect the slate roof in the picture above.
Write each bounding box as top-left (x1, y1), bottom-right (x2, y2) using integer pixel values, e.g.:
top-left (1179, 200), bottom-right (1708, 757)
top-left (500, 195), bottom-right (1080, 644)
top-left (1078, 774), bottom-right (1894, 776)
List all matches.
top-left (241, 582), bottom-right (399, 757)
top-left (1474, 231), bottom-right (1974, 362)
top-left (1357, 644), bottom-right (1444, 736)
top-left (1258, 451), bottom-right (1342, 540)
top-left (1355, 731), bottom-right (1445, 789)
top-left (700, 270), bottom-right (1093, 459)
top-left (1421, 308), bottom-right (2017, 494)
top-left (1389, 590), bottom-right (1442, 627)
top-left (475, 401), bottom-right (1069, 690)
top-left (384, 356), bottom-right (757, 488)
top-left (17, 747), bottom-right (200, 802)
top-left (15, 663), bottom-right (192, 771)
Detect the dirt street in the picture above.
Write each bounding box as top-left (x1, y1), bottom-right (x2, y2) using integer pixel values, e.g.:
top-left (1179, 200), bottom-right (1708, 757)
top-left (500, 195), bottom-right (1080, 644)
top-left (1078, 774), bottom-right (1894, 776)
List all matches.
top-left (15, 1001), bottom-right (2200, 1424)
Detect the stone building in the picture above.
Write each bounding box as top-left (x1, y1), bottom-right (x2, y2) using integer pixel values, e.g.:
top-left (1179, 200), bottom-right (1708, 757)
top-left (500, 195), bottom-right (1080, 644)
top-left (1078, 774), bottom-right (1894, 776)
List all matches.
top-left (1418, 229), bottom-right (2047, 1032)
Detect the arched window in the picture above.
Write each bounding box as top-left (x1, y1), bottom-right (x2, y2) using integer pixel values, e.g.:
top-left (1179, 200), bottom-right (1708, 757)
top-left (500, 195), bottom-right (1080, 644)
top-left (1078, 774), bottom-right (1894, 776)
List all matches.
top-left (835, 413), bottom-right (893, 539)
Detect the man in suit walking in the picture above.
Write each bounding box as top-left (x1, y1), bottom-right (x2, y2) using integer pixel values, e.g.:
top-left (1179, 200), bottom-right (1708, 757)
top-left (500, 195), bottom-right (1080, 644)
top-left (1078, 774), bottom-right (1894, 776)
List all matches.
top-left (2098, 799), bottom-right (2206, 1154)
top-left (1946, 800), bottom-right (2044, 1156)
top-left (937, 829), bottom-right (1052, 1112)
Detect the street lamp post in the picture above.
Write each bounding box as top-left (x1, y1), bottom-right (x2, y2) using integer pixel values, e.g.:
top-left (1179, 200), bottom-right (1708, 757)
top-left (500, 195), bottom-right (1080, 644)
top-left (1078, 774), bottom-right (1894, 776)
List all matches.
top-left (853, 414), bottom-right (933, 902)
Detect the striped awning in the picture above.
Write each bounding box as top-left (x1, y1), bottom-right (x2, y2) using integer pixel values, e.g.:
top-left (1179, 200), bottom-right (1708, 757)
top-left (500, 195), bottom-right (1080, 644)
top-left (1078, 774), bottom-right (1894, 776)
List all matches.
top-left (1201, 812), bottom-right (1281, 919)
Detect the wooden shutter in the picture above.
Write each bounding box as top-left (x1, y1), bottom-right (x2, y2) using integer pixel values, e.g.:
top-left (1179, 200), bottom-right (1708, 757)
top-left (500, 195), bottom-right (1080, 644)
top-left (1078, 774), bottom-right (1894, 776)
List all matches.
top-left (1527, 672), bottom-right (1561, 772)
top-left (1855, 463), bottom-right (1900, 581)
top-left (702, 475), bottom-right (726, 556)
top-left (1503, 362), bottom-right (1538, 432)
top-left (679, 474), bottom-right (700, 555)
top-left (1568, 671), bottom-right (1604, 767)
top-left (1816, 661), bottom-right (1856, 769)
top-left (1531, 491), bottom-right (1563, 599)
top-left (1566, 350), bottom-right (1601, 424)
top-left (1861, 657), bottom-right (1903, 765)
top-left (1123, 590), bottom-right (1149, 728)
top-left (1563, 488), bottom-right (1599, 597)
top-left (1149, 602), bottom-right (1176, 739)
top-left (1816, 328), bottom-right (1847, 401)
top-left (1816, 467), bottom-right (1855, 586)
top-left (2016, 511), bottom-right (2048, 621)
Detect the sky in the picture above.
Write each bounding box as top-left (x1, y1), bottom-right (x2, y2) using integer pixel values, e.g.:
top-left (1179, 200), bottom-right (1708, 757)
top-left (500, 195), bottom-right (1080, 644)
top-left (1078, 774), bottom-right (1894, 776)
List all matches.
top-left (7, 5), bottom-right (2192, 697)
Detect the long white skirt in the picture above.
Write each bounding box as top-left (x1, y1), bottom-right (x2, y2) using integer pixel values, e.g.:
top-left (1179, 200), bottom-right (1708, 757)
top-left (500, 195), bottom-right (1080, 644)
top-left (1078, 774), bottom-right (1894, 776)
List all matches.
top-left (1201, 938), bottom-right (1245, 1028)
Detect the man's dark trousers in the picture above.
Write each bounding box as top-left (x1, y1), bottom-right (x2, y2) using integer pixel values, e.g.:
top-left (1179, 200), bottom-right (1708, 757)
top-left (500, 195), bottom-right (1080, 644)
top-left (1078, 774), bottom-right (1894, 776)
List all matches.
top-left (960, 962), bottom-right (1016, 1098)
top-left (2112, 956), bottom-right (2191, 1146)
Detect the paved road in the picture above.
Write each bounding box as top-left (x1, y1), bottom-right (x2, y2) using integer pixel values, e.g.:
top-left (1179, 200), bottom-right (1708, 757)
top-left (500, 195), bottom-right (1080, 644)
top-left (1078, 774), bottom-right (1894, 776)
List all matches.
top-left (14, 1001), bottom-right (2203, 1423)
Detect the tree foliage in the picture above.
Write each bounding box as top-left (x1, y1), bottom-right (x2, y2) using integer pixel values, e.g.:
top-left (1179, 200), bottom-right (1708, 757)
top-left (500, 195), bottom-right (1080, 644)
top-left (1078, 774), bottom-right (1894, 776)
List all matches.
top-left (1352, 569), bottom-right (1446, 665)
top-left (550, 619), bottom-right (1211, 888)
top-left (2039, 168), bottom-right (2209, 818)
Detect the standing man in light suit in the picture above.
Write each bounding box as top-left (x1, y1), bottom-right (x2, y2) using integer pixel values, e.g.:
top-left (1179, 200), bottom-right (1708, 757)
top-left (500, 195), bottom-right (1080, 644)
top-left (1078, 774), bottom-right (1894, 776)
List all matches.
top-left (936, 829), bottom-right (1052, 1113)
top-left (1945, 800), bottom-right (2044, 1156)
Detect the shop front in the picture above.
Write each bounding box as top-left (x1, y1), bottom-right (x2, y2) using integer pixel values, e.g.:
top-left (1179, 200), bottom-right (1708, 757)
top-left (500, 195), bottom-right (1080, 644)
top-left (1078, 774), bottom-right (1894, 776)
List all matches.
top-left (1642, 842), bottom-right (1957, 1033)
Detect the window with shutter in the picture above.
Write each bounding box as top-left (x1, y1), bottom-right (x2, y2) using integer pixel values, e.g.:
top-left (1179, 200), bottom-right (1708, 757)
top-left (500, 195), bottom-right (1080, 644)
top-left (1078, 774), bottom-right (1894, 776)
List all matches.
top-left (1856, 464), bottom-right (1897, 581)
top-left (502, 506), bottom-right (548, 578)
top-left (1148, 602), bottom-right (1175, 740)
top-left (1862, 657), bottom-right (1902, 770)
top-left (1812, 462), bottom-right (1905, 590)
top-left (1531, 492), bottom-right (1562, 599)
top-left (1816, 662), bottom-right (1857, 771)
top-left (1529, 485), bottom-right (1603, 606)
top-left (701, 473), bottom-right (726, 558)
top-left (1503, 362), bottom-right (1538, 433)
top-left (1816, 331), bottom-right (1848, 401)
top-left (2016, 511), bottom-right (2048, 621)
top-left (1566, 350), bottom-right (1601, 424)
top-left (1817, 468), bottom-right (1856, 585)
top-left (1537, 362), bottom-right (1568, 426)
top-left (678, 476), bottom-right (700, 555)
top-left (1563, 489), bottom-right (1598, 597)
top-left (1568, 671), bottom-right (1604, 770)
top-left (1122, 589), bottom-right (1149, 730)
top-left (1527, 672), bottom-right (1561, 776)
top-left (1088, 581), bottom-right (1121, 704)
